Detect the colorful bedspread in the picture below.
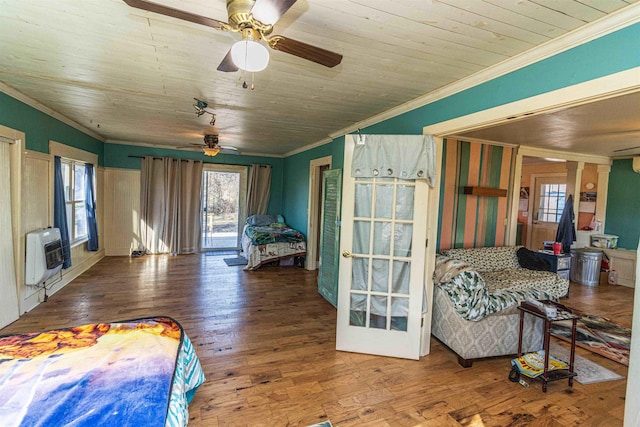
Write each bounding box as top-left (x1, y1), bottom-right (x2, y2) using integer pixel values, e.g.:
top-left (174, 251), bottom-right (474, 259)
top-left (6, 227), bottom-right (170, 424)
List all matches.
top-left (245, 223), bottom-right (305, 245)
top-left (0, 317), bottom-right (205, 427)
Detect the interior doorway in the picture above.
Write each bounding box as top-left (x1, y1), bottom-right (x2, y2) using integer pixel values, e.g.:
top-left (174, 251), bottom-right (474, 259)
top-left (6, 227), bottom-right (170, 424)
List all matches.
top-left (201, 165), bottom-right (247, 251)
top-left (527, 174), bottom-right (567, 250)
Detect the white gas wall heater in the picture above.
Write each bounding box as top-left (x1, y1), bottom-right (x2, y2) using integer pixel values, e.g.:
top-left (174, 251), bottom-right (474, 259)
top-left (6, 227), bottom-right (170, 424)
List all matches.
top-left (25, 228), bottom-right (64, 286)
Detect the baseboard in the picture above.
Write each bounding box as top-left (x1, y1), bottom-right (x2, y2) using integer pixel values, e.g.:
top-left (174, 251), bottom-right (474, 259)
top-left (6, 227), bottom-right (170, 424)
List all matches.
top-left (21, 249), bottom-right (105, 313)
top-left (105, 247), bottom-right (135, 256)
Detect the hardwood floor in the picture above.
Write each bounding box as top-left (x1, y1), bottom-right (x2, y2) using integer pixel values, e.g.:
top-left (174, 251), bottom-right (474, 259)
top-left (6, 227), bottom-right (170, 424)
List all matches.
top-left (1, 254), bottom-right (634, 426)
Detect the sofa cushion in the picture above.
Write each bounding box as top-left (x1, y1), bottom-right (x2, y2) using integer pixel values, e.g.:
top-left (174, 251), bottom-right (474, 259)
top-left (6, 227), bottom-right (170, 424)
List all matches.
top-left (441, 246), bottom-right (521, 272)
top-left (480, 269), bottom-right (569, 298)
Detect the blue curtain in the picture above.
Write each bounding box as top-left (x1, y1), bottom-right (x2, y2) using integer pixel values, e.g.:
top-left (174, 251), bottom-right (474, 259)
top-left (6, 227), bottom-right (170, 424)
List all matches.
top-left (85, 163), bottom-right (99, 251)
top-left (54, 156), bottom-right (72, 269)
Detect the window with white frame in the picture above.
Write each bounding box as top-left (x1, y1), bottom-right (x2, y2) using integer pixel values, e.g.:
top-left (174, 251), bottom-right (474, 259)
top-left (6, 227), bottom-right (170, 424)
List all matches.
top-left (538, 183), bottom-right (566, 222)
top-left (60, 158), bottom-right (89, 244)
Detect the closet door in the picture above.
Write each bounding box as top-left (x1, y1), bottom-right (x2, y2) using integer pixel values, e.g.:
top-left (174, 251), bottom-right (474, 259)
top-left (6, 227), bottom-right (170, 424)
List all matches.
top-left (318, 169), bottom-right (342, 307)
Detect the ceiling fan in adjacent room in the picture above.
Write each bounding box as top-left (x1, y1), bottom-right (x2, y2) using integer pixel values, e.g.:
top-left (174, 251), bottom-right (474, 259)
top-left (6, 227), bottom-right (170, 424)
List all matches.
top-left (122, 0), bottom-right (342, 72)
top-left (180, 134), bottom-right (240, 157)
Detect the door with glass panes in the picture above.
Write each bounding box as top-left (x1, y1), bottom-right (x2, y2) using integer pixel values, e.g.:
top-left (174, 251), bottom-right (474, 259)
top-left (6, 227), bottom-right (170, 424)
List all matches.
top-left (336, 135), bottom-right (429, 360)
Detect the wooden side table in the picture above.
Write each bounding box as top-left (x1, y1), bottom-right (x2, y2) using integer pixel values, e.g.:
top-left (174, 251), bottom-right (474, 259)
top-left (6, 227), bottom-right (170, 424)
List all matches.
top-left (517, 300), bottom-right (579, 392)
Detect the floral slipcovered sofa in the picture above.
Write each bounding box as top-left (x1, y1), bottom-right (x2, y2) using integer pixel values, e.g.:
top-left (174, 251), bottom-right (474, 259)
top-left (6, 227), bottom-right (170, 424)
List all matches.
top-left (431, 246), bottom-right (569, 367)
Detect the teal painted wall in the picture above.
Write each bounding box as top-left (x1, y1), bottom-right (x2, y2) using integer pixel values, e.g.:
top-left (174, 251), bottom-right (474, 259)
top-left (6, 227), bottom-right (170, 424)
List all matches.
top-left (282, 25), bottom-right (640, 243)
top-left (0, 92), bottom-right (104, 163)
top-left (605, 159), bottom-right (640, 250)
top-left (0, 92), bottom-right (285, 215)
top-left (280, 136), bottom-right (345, 236)
top-left (282, 143), bottom-right (334, 235)
top-left (104, 143), bottom-right (284, 215)
top-left (361, 24), bottom-right (640, 134)
top-left (2, 24), bottom-right (638, 242)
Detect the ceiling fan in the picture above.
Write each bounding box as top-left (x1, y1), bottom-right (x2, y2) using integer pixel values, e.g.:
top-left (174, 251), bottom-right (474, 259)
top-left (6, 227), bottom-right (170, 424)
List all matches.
top-left (181, 134), bottom-right (240, 157)
top-left (122, 0), bottom-right (343, 72)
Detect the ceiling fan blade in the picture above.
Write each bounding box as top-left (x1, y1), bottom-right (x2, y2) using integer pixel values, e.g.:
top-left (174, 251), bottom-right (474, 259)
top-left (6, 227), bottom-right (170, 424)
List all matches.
top-left (268, 36), bottom-right (342, 68)
top-left (217, 49), bottom-right (239, 72)
top-left (251, 0), bottom-right (297, 26)
top-left (122, 0), bottom-right (227, 29)
top-left (220, 147), bottom-right (240, 155)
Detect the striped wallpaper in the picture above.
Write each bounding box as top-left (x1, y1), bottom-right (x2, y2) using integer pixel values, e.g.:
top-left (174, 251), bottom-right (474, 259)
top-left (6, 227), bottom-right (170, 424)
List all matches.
top-left (437, 139), bottom-right (514, 251)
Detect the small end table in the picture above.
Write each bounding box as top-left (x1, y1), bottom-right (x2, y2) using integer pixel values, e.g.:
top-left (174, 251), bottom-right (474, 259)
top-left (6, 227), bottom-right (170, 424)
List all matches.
top-left (517, 300), bottom-right (579, 392)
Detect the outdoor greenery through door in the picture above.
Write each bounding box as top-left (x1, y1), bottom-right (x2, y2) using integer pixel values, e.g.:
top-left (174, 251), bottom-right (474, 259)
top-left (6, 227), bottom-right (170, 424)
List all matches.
top-left (201, 169), bottom-right (244, 250)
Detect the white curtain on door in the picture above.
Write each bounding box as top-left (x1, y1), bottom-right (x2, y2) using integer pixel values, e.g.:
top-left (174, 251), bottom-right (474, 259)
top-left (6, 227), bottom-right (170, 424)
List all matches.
top-left (0, 140), bottom-right (20, 328)
top-left (140, 157), bottom-right (203, 255)
top-left (351, 134), bottom-right (436, 186)
top-left (246, 164), bottom-right (272, 216)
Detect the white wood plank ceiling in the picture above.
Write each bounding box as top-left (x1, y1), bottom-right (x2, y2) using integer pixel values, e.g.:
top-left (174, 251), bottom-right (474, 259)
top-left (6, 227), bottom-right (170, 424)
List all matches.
top-left (0, 0), bottom-right (637, 156)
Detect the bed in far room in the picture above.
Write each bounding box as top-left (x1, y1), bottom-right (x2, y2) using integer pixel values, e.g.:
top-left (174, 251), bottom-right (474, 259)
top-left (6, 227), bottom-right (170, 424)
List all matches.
top-left (0, 316), bottom-right (205, 427)
top-left (241, 214), bottom-right (307, 270)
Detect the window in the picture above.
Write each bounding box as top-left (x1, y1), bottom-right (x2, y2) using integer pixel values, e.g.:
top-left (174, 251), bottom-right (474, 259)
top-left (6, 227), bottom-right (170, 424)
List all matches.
top-left (60, 158), bottom-right (89, 244)
top-left (538, 183), bottom-right (566, 222)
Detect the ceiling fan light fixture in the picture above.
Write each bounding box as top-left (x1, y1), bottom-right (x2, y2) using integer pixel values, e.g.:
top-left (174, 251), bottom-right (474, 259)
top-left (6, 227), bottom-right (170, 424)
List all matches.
top-left (203, 146), bottom-right (221, 156)
top-left (231, 39), bottom-right (269, 72)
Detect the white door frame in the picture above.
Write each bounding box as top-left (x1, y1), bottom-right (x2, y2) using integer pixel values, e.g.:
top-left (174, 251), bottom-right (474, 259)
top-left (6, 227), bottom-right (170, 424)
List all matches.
top-left (526, 172), bottom-right (567, 249)
top-left (423, 69), bottom-right (636, 245)
top-left (0, 125), bottom-right (24, 325)
top-left (201, 163), bottom-right (248, 250)
top-left (306, 155), bottom-right (332, 270)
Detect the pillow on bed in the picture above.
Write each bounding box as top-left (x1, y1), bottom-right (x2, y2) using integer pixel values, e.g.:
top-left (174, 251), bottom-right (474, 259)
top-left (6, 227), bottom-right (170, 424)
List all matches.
top-left (247, 214), bottom-right (285, 226)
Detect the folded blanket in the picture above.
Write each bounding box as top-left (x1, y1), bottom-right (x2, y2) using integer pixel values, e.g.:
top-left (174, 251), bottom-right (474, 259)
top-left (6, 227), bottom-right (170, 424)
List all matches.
top-left (434, 255), bottom-right (552, 321)
top-left (433, 255), bottom-right (473, 284)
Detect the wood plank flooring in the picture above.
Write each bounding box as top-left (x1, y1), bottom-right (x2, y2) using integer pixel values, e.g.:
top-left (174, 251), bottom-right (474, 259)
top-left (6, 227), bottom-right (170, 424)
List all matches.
top-left (1, 254), bottom-right (634, 426)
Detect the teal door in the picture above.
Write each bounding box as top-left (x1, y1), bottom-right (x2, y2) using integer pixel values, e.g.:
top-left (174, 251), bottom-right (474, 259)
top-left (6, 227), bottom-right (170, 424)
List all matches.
top-left (318, 169), bottom-right (342, 307)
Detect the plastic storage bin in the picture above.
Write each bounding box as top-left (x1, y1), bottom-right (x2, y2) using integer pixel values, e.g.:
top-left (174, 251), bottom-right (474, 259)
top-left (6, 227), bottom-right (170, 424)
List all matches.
top-left (570, 248), bottom-right (603, 286)
top-left (590, 234), bottom-right (618, 249)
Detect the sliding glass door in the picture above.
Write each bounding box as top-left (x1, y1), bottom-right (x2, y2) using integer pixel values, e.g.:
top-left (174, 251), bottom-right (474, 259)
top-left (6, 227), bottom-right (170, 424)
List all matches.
top-left (201, 165), bottom-right (247, 250)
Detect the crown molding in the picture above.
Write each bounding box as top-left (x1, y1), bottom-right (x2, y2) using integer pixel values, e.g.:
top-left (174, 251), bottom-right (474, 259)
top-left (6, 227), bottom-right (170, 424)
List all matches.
top-left (283, 137), bottom-right (332, 157)
top-left (0, 81), bottom-right (106, 142)
top-left (326, 3), bottom-right (640, 142)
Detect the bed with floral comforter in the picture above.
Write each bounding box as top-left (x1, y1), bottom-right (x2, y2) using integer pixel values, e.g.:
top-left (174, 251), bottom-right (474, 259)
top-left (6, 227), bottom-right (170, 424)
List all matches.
top-left (241, 214), bottom-right (306, 270)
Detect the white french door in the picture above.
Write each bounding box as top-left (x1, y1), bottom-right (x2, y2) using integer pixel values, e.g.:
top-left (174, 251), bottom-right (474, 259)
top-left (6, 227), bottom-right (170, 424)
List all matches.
top-left (336, 135), bottom-right (429, 360)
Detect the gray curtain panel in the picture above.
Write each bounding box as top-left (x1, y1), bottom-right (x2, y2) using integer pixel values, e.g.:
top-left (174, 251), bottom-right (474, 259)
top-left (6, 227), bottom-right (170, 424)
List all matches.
top-left (246, 164), bottom-right (272, 216)
top-left (140, 157), bottom-right (203, 255)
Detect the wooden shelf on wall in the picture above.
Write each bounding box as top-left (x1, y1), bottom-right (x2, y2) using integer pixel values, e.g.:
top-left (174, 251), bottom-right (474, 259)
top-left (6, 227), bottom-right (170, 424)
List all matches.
top-left (463, 186), bottom-right (508, 197)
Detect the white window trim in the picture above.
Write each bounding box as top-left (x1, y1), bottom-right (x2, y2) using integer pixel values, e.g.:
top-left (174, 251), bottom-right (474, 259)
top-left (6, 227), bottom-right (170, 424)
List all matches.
top-left (49, 141), bottom-right (98, 247)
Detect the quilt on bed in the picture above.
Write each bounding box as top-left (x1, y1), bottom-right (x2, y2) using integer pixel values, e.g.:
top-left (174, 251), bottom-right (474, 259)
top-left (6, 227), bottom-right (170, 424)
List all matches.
top-left (244, 223), bottom-right (305, 245)
top-left (242, 230), bottom-right (306, 270)
top-left (0, 316), bottom-right (205, 427)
